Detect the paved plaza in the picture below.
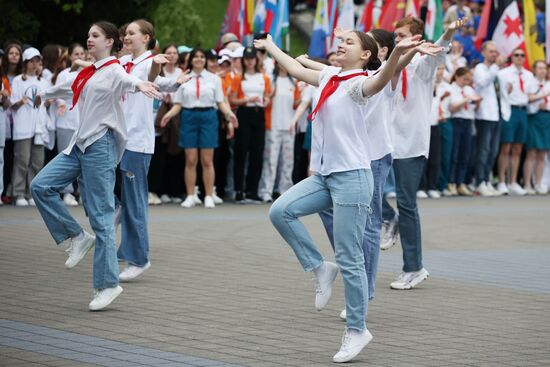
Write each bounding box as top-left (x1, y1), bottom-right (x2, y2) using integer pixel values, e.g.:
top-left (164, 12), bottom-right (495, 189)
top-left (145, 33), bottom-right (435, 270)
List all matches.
top-left (1, 196), bottom-right (549, 366)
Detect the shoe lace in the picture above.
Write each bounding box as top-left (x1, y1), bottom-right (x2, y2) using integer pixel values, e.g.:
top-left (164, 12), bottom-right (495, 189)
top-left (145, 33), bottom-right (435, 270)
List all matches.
top-left (313, 278), bottom-right (323, 295)
top-left (341, 330), bottom-right (352, 348)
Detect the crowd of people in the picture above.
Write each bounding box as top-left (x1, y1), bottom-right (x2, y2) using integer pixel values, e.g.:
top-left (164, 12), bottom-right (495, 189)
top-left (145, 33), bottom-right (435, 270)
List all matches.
top-left (0, 2), bottom-right (549, 363)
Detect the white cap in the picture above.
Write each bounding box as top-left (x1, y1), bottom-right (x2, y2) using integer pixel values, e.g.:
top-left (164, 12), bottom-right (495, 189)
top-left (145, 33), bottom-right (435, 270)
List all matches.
top-left (218, 48), bottom-right (233, 58)
top-left (218, 55), bottom-right (231, 65)
top-left (23, 47), bottom-right (41, 62)
top-left (231, 46), bottom-right (245, 58)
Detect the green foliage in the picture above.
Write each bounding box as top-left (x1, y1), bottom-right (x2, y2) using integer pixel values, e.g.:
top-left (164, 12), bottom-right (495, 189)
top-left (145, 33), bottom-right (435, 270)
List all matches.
top-left (152, 0), bottom-right (205, 48)
top-left (52, 0), bottom-right (84, 13)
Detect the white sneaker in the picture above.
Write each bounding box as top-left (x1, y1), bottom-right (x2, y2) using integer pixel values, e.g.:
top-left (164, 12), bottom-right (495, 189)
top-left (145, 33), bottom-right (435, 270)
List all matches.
top-left (260, 193), bottom-right (273, 203)
top-left (508, 183), bottom-right (526, 196)
top-left (339, 309), bottom-right (347, 321)
top-left (380, 217), bottom-right (398, 251)
top-left (160, 194), bottom-right (172, 204)
top-left (27, 198), bottom-right (35, 206)
top-left (119, 262), bottom-right (151, 282)
top-left (442, 189), bottom-right (453, 197)
top-left (180, 195), bottom-right (196, 208)
top-left (416, 190), bottom-right (428, 199)
top-left (63, 193), bottom-right (79, 206)
top-left (524, 186), bottom-right (536, 195)
top-left (147, 192), bottom-right (155, 205)
top-left (386, 191), bottom-right (396, 199)
top-left (65, 231), bottom-right (95, 269)
top-left (333, 328), bottom-right (373, 363)
top-left (89, 286), bottom-right (123, 311)
top-left (467, 183), bottom-right (477, 193)
top-left (487, 183), bottom-right (500, 196)
top-left (497, 182), bottom-right (509, 195)
top-left (171, 196), bottom-right (182, 204)
top-left (193, 186), bottom-right (202, 204)
top-left (313, 261), bottom-right (339, 311)
top-left (427, 190), bottom-right (441, 199)
top-left (149, 192), bottom-right (162, 205)
top-left (212, 193), bottom-right (224, 205)
top-left (204, 195), bottom-right (215, 209)
top-left (476, 182), bottom-right (493, 197)
top-left (15, 196), bottom-right (29, 207)
top-left (390, 268), bottom-right (429, 290)
top-left (535, 184), bottom-right (548, 195)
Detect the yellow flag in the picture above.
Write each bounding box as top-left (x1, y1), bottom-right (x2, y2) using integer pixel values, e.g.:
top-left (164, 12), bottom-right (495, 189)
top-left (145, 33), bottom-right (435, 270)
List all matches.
top-left (523, 0), bottom-right (546, 66)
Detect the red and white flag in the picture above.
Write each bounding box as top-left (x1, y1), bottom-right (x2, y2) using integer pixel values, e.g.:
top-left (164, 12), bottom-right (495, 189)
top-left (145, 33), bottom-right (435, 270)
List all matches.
top-left (490, 0), bottom-right (524, 58)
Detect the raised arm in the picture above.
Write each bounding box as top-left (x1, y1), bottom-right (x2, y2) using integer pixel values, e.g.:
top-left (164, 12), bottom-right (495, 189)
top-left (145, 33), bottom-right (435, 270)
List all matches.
top-left (362, 35), bottom-right (424, 97)
top-left (296, 55), bottom-right (326, 72)
top-left (254, 35), bottom-right (320, 86)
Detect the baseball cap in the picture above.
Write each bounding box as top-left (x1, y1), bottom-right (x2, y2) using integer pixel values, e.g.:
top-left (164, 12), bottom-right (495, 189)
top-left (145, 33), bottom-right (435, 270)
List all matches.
top-left (231, 46), bottom-right (245, 58)
top-left (22, 47), bottom-right (41, 61)
top-left (218, 55), bottom-right (231, 65)
top-left (242, 47), bottom-right (257, 58)
top-left (221, 33), bottom-right (239, 46)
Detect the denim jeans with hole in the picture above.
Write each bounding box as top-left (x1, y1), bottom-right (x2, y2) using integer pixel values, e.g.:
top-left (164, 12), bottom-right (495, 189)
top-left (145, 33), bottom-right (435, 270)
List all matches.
top-left (31, 131), bottom-right (119, 289)
top-left (269, 169), bottom-right (373, 331)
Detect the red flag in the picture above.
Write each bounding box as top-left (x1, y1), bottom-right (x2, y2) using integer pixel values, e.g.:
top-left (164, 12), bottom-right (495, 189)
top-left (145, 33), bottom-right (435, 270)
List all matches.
top-left (357, 0), bottom-right (375, 32)
top-left (378, 0), bottom-right (407, 31)
top-left (217, 0), bottom-right (241, 49)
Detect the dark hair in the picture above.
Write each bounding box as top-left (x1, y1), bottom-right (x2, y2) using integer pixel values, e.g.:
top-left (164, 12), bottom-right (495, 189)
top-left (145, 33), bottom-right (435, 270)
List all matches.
top-left (1, 43), bottom-right (23, 77)
top-left (395, 16), bottom-right (425, 36)
top-left (369, 29), bottom-right (396, 58)
top-left (532, 60), bottom-right (547, 70)
top-left (353, 31), bottom-right (381, 70)
top-left (22, 59), bottom-right (41, 81)
top-left (41, 44), bottom-right (61, 73)
top-left (326, 51), bottom-right (336, 59)
top-left (188, 48), bottom-right (207, 71)
top-left (451, 66), bottom-right (470, 83)
top-left (240, 54), bottom-right (261, 77)
top-left (51, 47), bottom-right (69, 85)
top-left (178, 52), bottom-right (189, 70)
top-left (93, 21), bottom-right (123, 54)
top-left (68, 43), bottom-right (84, 57)
top-left (131, 19), bottom-right (156, 50)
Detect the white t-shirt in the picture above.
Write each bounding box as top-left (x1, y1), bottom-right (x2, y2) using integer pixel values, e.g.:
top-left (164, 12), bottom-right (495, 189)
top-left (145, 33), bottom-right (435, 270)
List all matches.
top-left (450, 82), bottom-right (477, 120)
top-left (310, 66), bottom-right (371, 175)
top-left (241, 73), bottom-right (268, 107)
top-left (498, 65), bottom-right (533, 106)
top-left (474, 63), bottom-right (500, 122)
top-left (527, 79), bottom-right (550, 114)
top-left (270, 77), bottom-right (296, 131)
top-left (430, 81), bottom-right (452, 126)
top-left (10, 74), bottom-right (51, 140)
top-left (173, 69), bottom-right (224, 108)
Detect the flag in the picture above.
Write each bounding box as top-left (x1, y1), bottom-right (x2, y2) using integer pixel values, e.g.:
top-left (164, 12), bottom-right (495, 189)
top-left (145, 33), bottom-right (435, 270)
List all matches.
top-left (378, 0), bottom-right (406, 31)
top-left (265, 0), bottom-right (277, 32)
top-left (523, 0), bottom-right (546, 66)
top-left (309, 0), bottom-right (329, 57)
top-left (327, 0), bottom-right (340, 52)
top-left (330, 0), bottom-right (354, 52)
top-left (474, 0), bottom-right (493, 50)
top-left (405, 0), bottom-right (420, 17)
top-left (357, 0), bottom-right (375, 32)
top-left (488, 0), bottom-right (524, 58)
top-left (253, 0), bottom-right (266, 33)
top-left (217, 0), bottom-right (242, 49)
top-left (239, 0), bottom-right (254, 39)
top-left (271, 0), bottom-right (289, 47)
top-left (424, 0), bottom-right (443, 41)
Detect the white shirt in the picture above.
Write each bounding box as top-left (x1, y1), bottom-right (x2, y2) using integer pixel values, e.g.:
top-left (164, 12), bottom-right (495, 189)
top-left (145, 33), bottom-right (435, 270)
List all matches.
top-left (527, 79), bottom-right (550, 114)
top-left (241, 73), bottom-right (268, 107)
top-left (173, 69), bottom-right (223, 108)
top-left (310, 66), bottom-right (371, 175)
top-left (430, 81), bottom-right (452, 126)
top-left (270, 77), bottom-right (296, 131)
top-left (41, 56), bottom-right (141, 162)
top-left (498, 65), bottom-right (533, 106)
top-left (54, 68), bottom-right (80, 130)
top-left (474, 63), bottom-right (500, 122)
top-left (10, 74), bottom-right (51, 140)
top-left (297, 83), bottom-right (314, 133)
top-left (450, 82), bottom-right (477, 120)
top-left (363, 64), bottom-right (394, 160)
top-left (389, 37), bottom-right (449, 159)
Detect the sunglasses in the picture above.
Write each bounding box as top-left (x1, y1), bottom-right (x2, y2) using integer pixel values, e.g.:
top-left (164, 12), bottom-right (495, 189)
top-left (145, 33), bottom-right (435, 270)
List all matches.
top-left (513, 53), bottom-right (525, 58)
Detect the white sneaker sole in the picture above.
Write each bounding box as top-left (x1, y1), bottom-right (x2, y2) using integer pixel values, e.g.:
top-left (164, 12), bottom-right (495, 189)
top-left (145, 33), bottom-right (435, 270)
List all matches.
top-left (119, 262), bottom-right (151, 282)
top-left (380, 232), bottom-right (398, 251)
top-left (390, 272), bottom-right (429, 290)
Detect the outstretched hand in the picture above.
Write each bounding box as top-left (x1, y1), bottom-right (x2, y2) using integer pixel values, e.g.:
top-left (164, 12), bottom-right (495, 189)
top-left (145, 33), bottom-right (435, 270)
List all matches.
top-left (395, 35), bottom-right (424, 53)
top-left (415, 42), bottom-right (444, 56)
top-left (253, 34), bottom-right (272, 50)
top-left (137, 81), bottom-right (162, 99)
top-left (447, 17), bottom-right (468, 32)
top-left (176, 70), bottom-right (192, 85)
top-left (333, 27), bottom-right (350, 40)
top-left (152, 54), bottom-right (170, 65)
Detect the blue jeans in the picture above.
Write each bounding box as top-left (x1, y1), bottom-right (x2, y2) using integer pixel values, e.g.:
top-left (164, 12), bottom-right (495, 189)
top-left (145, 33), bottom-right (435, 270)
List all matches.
top-left (382, 157), bottom-right (426, 273)
top-left (450, 118), bottom-right (473, 185)
top-left (319, 154), bottom-right (392, 301)
top-left (117, 150), bottom-right (152, 267)
top-left (384, 167), bottom-right (396, 194)
top-left (269, 169), bottom-right (373, 331)
top-left (438, 120), bottom-right (453, 191)
top-left (31, 131), bottom-right (119, 289)
top-left (475, 120), bottom-right (500, 184)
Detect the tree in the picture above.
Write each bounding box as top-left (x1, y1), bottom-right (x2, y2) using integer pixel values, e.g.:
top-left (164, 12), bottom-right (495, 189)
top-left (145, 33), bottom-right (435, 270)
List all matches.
top-left (152, 0), bottom-right (205, 48)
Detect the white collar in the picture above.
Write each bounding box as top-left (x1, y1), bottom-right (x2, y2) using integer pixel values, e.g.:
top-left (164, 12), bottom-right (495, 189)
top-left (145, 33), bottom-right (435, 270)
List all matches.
top-left (94, 56), bottom-right (117, 69)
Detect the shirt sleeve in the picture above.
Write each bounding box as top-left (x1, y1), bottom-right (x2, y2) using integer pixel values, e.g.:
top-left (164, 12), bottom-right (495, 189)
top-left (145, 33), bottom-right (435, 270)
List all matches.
top-left (154, 75), bottom-right (181, 93)
top-left (10, 78), bottom-right (22, 105)
top-left (416, 36), bottom-right (451, 81)
top-left (41, 79), bottom-right (73, 101)
top-left (173, 85), bottom-right (185, 105)
top-left (346, 76), bottom-right (369, 105)
top-left (112, 66), bottom-right (141, 94)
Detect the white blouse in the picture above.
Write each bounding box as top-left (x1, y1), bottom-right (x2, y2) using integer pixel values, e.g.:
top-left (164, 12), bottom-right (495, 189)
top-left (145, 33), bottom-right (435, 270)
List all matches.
top-left (54, 68), bottom-right (79, 130)
top-left (40, 56), bottom-right (142, 162)
top-left (173, 69), bottom-right (224, 108)
top-left (450, 82), bottom-right (477, 120)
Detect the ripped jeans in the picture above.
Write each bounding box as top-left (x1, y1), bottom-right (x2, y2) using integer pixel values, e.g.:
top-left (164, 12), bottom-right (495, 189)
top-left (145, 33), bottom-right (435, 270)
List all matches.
top-left (117, 150), bottom-right (152, 267)
top-left (269, 169), bottom-right (373, 331)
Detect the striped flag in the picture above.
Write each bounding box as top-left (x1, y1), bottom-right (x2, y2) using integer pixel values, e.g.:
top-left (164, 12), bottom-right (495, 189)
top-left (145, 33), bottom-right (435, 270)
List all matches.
top-left (271, 0), bottom-right (289, 47)
top-left (357, 0), bottom-right (375, 32)
top-left (377, 0), bottom-right (406, 31)
top-left (424, 0), bottom-right (443, 41)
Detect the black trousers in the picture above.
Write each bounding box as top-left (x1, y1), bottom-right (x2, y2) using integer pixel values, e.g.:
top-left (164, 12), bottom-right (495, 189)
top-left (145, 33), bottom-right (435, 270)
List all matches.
top-left (148, 136), bottom-right (168, 196)
top-left (292, 132), bottom-right (309, 184)
top-left (234, 106), bottom-right (265, 197)
top-left (420, 125), bottom-right (441, 191)
top-left (214, 112), bottom-right (231, 198)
